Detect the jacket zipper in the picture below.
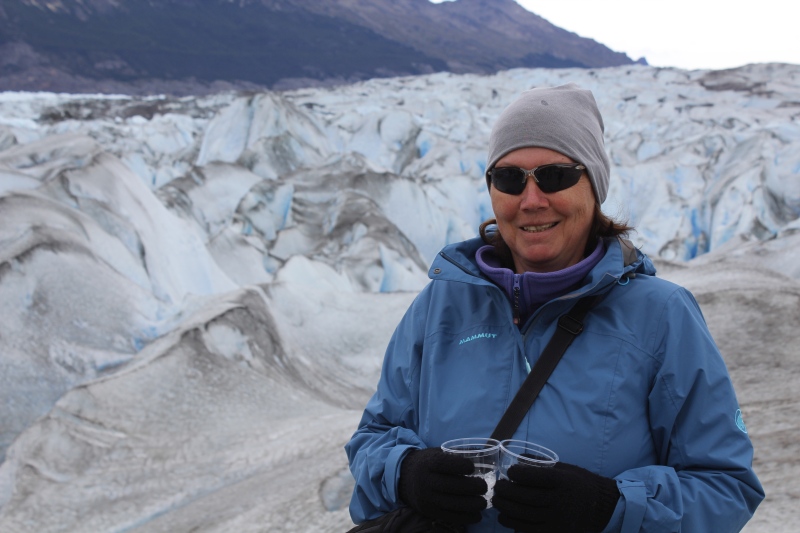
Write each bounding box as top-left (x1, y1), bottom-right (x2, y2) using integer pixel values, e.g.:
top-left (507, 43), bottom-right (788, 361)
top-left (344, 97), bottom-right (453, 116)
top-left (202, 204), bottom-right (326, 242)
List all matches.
top-left (439, 251), bottom-right (523, 328)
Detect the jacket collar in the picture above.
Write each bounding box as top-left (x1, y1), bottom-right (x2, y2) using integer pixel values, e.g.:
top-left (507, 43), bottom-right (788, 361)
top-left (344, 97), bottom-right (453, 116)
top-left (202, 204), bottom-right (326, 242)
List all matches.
top-left (429, 236), bottom-right (656, 295)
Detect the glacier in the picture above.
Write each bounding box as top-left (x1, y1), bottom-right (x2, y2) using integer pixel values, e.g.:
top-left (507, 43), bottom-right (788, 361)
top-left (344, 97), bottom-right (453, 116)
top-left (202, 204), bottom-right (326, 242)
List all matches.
top-left (0, 63), bottom-right (799, 532)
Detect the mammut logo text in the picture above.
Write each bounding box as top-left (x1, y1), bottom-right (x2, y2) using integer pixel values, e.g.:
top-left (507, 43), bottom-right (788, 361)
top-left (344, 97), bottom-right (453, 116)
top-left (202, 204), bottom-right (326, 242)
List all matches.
top-left (459, 333), bottom-right (498, 345)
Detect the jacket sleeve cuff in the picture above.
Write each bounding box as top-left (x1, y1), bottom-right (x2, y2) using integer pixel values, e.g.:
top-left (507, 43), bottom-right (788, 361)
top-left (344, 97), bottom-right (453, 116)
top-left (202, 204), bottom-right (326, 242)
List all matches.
top-left (610, 479), bottom-right (646, 533)
top-left (383, 444), bottom-right (420, 503)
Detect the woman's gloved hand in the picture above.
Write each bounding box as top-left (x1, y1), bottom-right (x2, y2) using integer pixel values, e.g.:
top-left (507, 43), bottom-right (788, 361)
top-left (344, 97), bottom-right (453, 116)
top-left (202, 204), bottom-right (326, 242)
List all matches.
top-left (398, 447), bottom-right (488, 525)
top-left (492, 461), bottom-right (620, 533)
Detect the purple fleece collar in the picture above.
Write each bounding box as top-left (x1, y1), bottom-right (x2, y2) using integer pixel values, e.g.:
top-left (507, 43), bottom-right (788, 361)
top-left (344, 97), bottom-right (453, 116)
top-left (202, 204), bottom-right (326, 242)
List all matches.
top-left (476, 240), bottom-right (605, 326)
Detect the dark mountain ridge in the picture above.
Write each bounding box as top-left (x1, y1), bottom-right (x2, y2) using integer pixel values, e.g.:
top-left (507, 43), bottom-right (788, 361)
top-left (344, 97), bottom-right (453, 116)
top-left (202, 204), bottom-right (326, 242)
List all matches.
top-left (0, 0), bottom-right (639, 95)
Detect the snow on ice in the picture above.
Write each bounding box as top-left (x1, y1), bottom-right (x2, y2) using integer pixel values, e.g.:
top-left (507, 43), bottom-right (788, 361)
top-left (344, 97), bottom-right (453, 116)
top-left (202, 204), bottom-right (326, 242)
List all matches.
top-left (0, 63), bottom-right (799, 532)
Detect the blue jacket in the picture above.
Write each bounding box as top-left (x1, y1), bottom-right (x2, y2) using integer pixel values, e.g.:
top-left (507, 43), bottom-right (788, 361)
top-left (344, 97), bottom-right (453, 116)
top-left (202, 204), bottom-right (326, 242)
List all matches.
top-left (346, 237), bottom-right (764, 532)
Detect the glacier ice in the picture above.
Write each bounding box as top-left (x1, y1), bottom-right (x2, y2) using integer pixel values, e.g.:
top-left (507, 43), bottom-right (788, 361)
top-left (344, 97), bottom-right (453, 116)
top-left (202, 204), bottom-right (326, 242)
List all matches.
top-left (1, 63), bottom-right (800, 531)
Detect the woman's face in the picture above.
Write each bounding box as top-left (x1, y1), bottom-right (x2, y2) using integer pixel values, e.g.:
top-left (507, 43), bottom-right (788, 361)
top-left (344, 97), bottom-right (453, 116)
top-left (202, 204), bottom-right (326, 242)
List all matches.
top-left (490, 146), bottom-right (596, 273)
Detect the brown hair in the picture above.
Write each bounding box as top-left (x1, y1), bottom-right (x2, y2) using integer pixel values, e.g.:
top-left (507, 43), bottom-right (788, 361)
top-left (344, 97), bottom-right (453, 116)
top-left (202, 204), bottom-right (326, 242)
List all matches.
top-left (479, 205), bottom-right (633, 270)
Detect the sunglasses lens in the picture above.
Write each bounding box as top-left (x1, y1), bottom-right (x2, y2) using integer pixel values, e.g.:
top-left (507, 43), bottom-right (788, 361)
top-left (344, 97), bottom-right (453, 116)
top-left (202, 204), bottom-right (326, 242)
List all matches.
top-left (490, 167), bottom-right (527, 195)
top-left (534, 165), bottom-right (583, 193)
top-left (490, 165), bottom-right (584, 195)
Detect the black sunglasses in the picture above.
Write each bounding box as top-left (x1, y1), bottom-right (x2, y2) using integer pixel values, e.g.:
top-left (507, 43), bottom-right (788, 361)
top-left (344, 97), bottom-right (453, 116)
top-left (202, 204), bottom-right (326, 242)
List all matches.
top-left (486, 163), bottom-right (586, 195)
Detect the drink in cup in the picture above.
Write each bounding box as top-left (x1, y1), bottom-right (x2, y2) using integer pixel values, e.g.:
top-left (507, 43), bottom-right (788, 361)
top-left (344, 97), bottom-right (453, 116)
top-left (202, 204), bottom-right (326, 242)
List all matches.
top-left (441, 437), bottom-right (500, 508)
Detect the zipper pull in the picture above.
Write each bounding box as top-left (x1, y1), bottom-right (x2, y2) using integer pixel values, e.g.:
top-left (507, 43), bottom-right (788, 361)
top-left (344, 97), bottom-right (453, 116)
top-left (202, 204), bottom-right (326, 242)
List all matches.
top-left (513, 274), bottom-right (521, 325)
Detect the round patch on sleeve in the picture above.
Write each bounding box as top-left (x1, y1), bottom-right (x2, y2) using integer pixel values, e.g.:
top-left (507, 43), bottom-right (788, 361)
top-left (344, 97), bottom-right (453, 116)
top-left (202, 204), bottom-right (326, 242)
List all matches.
top-left (735, 409), bottom-right (748, 434)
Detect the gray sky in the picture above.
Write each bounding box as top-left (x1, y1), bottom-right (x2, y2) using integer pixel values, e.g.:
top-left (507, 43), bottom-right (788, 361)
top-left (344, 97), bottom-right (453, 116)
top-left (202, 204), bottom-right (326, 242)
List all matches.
top-left (433, 0), bottom-right (799, 71)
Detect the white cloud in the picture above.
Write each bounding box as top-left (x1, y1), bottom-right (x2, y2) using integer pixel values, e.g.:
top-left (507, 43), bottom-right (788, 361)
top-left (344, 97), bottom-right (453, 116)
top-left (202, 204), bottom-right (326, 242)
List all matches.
top-left (515, 0), bottom-right (800, 70)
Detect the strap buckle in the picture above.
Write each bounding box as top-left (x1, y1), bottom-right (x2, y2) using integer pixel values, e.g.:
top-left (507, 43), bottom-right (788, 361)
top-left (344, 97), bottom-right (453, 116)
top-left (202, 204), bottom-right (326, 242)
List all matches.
top-left (558, 314), bottom-right (583, 335)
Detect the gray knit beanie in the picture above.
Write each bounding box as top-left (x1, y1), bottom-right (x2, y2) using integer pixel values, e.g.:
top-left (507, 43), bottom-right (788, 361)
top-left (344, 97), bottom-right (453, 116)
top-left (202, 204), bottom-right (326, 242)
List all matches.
top-left (486, 83), bottom-right (610, 204)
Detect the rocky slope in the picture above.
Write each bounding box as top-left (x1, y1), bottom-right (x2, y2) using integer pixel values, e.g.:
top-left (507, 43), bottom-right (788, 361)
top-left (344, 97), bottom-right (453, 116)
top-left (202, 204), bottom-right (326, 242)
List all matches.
top-left (0, 0), bottom-right (637, 94)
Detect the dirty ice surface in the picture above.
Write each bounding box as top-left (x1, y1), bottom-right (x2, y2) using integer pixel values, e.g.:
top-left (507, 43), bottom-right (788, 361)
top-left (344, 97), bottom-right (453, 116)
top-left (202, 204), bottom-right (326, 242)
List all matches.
top-left (0, 63), bottom-right (799, 532)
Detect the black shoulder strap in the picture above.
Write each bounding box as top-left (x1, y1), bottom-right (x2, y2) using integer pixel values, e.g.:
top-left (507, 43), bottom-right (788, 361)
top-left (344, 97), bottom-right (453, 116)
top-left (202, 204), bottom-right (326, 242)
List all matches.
top-left (490, 294), bottom-right (604, 442)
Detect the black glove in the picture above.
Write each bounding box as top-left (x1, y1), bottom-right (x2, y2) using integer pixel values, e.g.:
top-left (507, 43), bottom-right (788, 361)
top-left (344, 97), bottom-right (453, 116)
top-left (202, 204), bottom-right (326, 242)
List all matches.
top-left (492, 461), bottom-right (620, 533)
top-left (398, 447), bottom-right (488, 525)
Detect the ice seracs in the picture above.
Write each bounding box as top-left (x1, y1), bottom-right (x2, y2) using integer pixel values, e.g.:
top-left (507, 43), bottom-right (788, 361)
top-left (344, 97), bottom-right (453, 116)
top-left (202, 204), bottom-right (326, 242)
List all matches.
top-left (0, 63), bottom-right (799, 532)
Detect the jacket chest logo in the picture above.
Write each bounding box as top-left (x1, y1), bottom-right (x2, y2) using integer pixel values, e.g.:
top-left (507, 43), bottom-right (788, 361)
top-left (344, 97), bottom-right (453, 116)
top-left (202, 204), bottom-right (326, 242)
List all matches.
top-left (459, 332), bottom-right (498, 345)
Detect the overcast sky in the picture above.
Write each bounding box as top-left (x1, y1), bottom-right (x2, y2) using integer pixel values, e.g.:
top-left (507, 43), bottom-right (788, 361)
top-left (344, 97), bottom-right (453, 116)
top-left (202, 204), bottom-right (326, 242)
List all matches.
top-left (433, 0), bottom-right (799, 71)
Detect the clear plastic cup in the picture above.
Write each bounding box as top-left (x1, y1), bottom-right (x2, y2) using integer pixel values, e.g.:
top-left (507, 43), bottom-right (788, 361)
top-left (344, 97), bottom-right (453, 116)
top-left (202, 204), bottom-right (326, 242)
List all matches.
top-left (441, 437), bottom-right (500, 508)
top-left (499, 440), bottom-right (558, 479)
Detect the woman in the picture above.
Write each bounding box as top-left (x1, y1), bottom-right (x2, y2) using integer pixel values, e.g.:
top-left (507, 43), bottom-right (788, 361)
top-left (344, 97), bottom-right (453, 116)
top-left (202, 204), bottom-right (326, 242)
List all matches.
top-left (345, 84), bottom-right (764, 532)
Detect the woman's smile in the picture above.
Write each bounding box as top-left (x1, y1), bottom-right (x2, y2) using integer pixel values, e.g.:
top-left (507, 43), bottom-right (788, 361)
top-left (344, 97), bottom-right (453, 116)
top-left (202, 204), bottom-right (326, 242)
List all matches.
top-left (520, 222), bottom-right (558, 233)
